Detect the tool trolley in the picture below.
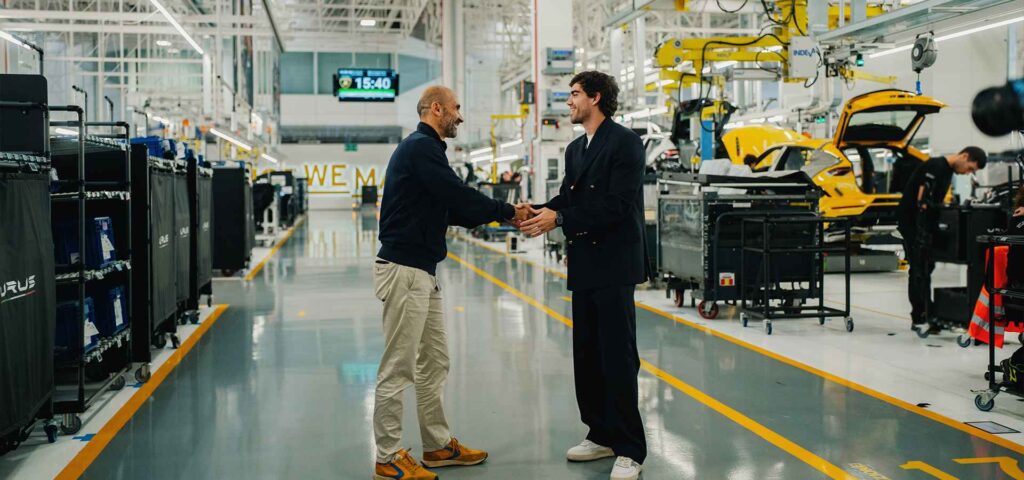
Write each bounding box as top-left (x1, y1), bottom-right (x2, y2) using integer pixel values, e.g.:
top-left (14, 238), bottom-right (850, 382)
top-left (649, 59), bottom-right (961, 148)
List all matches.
top-left (973, 234), bottom-right (1024, 412)
top-left (657, 171), bottom-right (820, 319)
top-left (739, 216), bottom-right (853, 335)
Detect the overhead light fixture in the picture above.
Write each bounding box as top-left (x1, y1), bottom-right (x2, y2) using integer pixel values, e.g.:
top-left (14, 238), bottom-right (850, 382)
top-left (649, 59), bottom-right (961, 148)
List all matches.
top-left (209, 128), bottom-right (252, 151)
top-left (470, 155), bottom-right (492, 164)
top-left (0, 30), bottom-right (30, 50)
top-left (54, 127), bottom-right (79, 136)
top-left (470, 146), bottom-right (493, 156)
top-left (156, 39), bottom-right (172, 47)
top-left (152, 115), bottom-right (170, 124)
top-left (167, 48), bottom-right (181, 54)
top-left (493, 154), bottom-right (518, 163)
top-left (360, 19), bottom-right (377, 27)
top-left (149, 0), bottom-right (205, 55)
top-left (261, 153), bottom-right (279, 164)
top-left (499, 138), bottom-right (523, 149)
top-left (870, 15), bottom-right (1024, 58)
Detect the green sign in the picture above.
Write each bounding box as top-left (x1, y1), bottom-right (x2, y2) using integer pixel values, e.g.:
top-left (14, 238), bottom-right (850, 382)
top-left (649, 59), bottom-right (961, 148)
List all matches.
top-left (345, 143), bottom-right (358, 152)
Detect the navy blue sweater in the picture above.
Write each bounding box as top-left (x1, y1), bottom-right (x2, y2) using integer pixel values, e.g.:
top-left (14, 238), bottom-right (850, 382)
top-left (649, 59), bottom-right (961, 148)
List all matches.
top-left (378, 123), bottom-right (514, 275)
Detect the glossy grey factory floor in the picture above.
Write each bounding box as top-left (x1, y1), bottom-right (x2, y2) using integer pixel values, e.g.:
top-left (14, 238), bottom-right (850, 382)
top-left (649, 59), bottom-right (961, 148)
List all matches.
top-left (80, 211), bottom-right (1024, 480)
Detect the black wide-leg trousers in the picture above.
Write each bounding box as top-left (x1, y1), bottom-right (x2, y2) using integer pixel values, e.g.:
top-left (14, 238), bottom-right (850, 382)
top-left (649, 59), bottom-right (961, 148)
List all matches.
top-left (571, 285), bottom-right (647, 464)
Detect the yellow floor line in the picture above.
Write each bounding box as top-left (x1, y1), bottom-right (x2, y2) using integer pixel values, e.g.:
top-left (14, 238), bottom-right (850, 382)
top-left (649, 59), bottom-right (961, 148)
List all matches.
top-left (447, 252), bottom-right (854, 479)
top-left (56, 305), bottom-right (229, 480)
top-left (452, 236), bottom-right (1024, 457)
top-left (245, 215), bottom-right (307, 281)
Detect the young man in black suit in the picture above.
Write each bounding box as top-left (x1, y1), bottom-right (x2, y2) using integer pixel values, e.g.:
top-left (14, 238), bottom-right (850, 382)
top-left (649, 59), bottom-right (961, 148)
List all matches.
top-left (519, 71), bottom-right (650, 480)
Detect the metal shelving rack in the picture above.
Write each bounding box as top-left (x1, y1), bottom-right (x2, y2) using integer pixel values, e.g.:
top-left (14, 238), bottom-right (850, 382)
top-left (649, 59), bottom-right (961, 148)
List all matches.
top-left (973, 234), bottom-right (1024, 412)
top-left (48, 116), bottom-right (148, 433)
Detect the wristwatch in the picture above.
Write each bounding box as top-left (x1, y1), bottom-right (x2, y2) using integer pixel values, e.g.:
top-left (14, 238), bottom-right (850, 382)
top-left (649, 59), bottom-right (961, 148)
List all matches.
top-left (555, 211), bottom-right (564, 226)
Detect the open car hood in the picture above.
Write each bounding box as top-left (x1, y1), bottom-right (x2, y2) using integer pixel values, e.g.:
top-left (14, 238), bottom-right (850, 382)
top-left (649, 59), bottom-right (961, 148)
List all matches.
top-left (833, 89), bottom-right (946, 149)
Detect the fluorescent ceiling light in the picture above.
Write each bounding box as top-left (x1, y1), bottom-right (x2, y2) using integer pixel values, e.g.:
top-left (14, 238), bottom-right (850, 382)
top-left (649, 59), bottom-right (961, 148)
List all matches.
top-left (209, 128), bottom-right (252, 151)
top-left (150, 0), bottom-right (205, 55)
top-left (470, 155), bottom-right (492, 164)
top-left (152, 115), bottom-right (170, 124)
top-left (156, 39), bottom-right (172, 47)
top-left (54, 127), bottom-right (79, 136)
top-left (0, 30), bottom-right (30, 50)
top-left (470, 146), bottom-right (493, 156)
top-left (167, 48), bottom-right (181, 54)
top-left (493, 154), bottom-right (518, 163)
top-left (499, 138), bottom-right (523, 149)
top-left (360, 19), bottom-right (377, 27)
top-left (870, 15), bottom-right (1024, 58)
top-left (261, 153), bottom-right (279, 164)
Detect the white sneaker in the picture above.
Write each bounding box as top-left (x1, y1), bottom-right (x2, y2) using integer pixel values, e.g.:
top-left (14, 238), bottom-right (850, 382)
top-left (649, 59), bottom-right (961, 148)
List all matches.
top-left (610, 456), bottom-right (643, 480)
top-left (566, 439), bottom-right (615, 462)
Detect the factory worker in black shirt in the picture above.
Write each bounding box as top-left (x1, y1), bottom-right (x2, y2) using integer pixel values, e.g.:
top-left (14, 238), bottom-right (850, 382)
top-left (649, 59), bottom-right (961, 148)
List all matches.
top-left (896, 146), bottom-right (987, 334)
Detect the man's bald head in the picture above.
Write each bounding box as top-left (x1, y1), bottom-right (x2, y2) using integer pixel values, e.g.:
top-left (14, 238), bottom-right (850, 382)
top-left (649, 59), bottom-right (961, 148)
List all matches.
top-left (417, 86), bottom-right (454, 118)
top-left (417, 85), bottom-right (463, 139)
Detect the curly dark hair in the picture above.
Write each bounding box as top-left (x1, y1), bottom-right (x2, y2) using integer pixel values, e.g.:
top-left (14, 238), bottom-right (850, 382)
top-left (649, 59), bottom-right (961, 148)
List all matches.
top-left (569, 71), bottom-right (619, 118)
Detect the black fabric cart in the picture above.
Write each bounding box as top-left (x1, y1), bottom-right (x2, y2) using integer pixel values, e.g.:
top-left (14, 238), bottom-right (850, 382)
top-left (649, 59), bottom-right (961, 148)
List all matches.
top-left (0, 75), bottom-right (59, 451)
top-left (188, 161), bottom-right (214, 312)
top-left (212, 164), bottom-right (255, 275)
top-left (130, 144), bottom-right (180, 357)
top-left (173, 160), bottom-right (191, 323)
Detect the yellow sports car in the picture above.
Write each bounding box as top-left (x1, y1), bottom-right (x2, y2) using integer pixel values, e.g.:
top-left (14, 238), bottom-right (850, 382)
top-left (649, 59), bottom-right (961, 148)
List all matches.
top-left (737, 90), bottom-right (946, 225)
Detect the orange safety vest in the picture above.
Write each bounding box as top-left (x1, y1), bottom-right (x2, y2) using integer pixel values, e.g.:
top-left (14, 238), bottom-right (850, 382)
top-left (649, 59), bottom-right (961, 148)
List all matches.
top-left (968, 246), bottom-right (1023, 347)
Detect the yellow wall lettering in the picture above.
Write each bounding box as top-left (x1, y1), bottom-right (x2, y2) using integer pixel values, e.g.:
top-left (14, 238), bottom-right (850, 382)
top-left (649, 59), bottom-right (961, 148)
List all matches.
top-left (330, 164), bottom-right (348, 187)
top-left (305, 164), bottom-right (329, 187)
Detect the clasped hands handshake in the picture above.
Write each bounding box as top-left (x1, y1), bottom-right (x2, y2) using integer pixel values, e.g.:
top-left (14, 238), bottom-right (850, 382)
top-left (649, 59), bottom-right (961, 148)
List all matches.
top-left (511, 203), bottom-right (558, 238)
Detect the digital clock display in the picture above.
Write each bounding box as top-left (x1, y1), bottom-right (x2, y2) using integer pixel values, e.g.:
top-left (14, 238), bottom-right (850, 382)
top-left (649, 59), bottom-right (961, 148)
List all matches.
top-left (336, 68), bottom-right (400, 102)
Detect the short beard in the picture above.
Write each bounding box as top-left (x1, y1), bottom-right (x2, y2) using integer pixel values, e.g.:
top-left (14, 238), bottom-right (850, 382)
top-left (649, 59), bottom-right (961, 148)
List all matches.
top-left (571, 108), bottom-right (588, 125)
top-left (442, 113), bottom-right (459, 138)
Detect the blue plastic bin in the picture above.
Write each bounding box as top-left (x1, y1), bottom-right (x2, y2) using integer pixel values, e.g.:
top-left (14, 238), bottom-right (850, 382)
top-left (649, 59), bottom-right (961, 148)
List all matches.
top-left (130, 136), bottom-right (163, 157)
top-left (93, 286), bottom-right (128, 336)
top-left (85, 216), bottom-right (116, 268)
top-left (55, 298), bottom-right (99, 359)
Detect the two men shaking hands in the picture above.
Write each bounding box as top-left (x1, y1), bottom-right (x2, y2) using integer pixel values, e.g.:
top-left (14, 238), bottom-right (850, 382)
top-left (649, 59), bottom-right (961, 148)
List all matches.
top-left (372, 71), bottom-right (650, 480)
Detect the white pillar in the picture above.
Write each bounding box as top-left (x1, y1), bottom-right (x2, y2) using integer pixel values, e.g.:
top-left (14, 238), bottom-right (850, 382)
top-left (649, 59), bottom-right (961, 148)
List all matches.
top-left (531, 0), bottom-right (574, 203)
top-left (454, 0), bottom-right (466, 98)
top-left (633, 16), bottom-right (646, 104)
top-left (441, 0), bottom-right (456, 88)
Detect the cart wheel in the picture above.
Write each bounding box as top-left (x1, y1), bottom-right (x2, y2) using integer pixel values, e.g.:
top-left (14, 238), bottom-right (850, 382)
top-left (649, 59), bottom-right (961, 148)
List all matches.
top-left (673, 290), bottom-right (685, 308)
top-left (957, 334), bottom-right (973, 348)
top-left (207, 296), bottom-right (213, 308)
top-left (845, 318), bottom-right (855, 333)
top-left (697, 301), bottom-right (719, 320)
top-left (110, 375), bottom-right (127, 391)
top-left (975, 394), bottom-right (995, 412)
top-left (60, 415), bottom-right (82, 435)
top-left (915, 325), bottom-right (932, 339)
top-left (222, 269), bottom-right (236, 277)
top-left (170, 334), bottom-right (181, 349)
top-left (44, 424), bottom-right (58, 444)
top-left (152, 333), bottom-right (167, 349)
top-left (764, 320), bottom-right (773, 336)
top-left (741, 313), bottom-right (748, 328)
top-left (189, 311), bottom-right (200, 325)
top-left (135, 364), bottom-right (151, 383)
top-left (819, 317), bottom-right (826, 326)
top-left (985, 371), bottom-right (993, 382)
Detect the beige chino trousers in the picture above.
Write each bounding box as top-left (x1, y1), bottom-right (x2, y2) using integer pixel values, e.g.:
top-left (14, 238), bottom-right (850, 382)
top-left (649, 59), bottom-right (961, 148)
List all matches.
top-left (372, 259), bottom-right (452, 463)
